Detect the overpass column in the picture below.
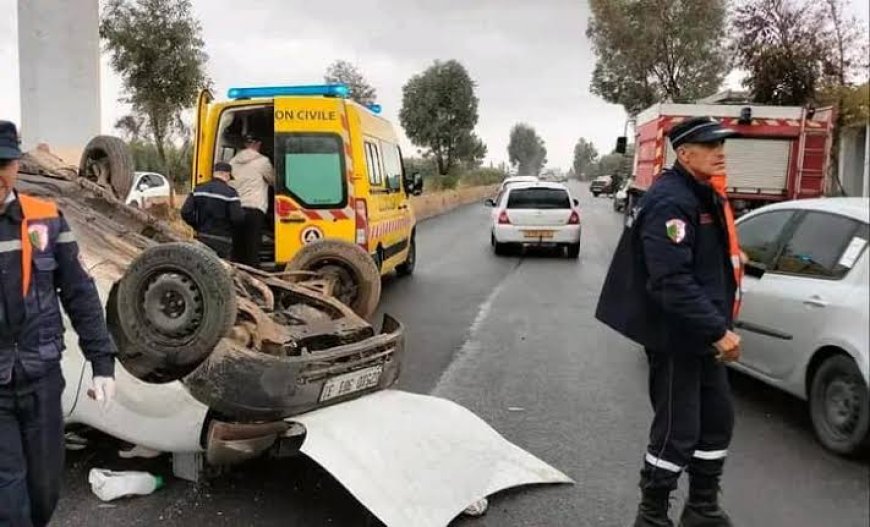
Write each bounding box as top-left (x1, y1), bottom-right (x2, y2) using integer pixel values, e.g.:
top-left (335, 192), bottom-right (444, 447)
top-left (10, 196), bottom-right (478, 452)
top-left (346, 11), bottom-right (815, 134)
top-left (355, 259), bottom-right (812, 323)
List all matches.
top-left (17, 0), bottom-right (101, 162)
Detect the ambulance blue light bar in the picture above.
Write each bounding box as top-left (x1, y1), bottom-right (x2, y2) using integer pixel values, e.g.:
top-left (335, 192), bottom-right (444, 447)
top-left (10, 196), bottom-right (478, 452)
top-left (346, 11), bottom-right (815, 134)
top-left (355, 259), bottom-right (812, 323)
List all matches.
top-left (227, 84), bottom-right (350, 99)
top-left (366, 103), bottom-right (382, 114)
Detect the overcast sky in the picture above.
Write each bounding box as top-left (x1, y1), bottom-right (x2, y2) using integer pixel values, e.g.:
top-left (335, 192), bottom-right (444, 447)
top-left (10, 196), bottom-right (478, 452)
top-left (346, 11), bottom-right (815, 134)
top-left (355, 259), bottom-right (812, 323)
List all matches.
top-left (1, 0), bottom-right (868, 170)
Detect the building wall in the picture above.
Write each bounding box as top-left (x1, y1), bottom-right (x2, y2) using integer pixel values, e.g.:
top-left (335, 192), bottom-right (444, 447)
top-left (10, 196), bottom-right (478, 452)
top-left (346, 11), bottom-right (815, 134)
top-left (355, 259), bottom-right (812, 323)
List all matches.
top-left (17, 0), bottom-right (101, 162)
top-left (838, 124), bottom-right (869, 198)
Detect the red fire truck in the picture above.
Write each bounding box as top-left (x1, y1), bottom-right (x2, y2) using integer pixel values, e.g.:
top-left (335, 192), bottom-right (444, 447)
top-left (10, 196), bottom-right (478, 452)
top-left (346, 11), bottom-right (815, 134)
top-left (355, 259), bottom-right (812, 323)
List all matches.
top-left (624, 103), bottom-right (836, 217)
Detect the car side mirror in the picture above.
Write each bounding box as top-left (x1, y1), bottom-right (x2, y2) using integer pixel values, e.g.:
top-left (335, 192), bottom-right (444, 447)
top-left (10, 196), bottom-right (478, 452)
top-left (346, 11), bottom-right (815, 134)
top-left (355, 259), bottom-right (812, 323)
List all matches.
top-left (410, 173), bottom-right (423, 196)
top-left (573, 198), bottom-right (580, 207)
top-left (484, 198), bottom-right (496, 207)
top-left (744, 261), bottom-right (766, 279)
top-left (615, 136), bottom-right (627, 155)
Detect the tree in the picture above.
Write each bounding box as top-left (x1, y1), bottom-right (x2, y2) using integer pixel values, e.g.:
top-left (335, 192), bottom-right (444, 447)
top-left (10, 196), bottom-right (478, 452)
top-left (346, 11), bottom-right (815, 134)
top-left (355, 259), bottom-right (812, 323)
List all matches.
top-left (507, 124), bottom-right (547, 177)
top-left (114, 114), bottom-right (144, 142)
top-left (455, 132), bottom-right (487, 169)
top-left (587, 0), bottom-right (729, 115)
top-left (400, 60), bottom-right (480, 175)
top-left (572, 138), bottom-right (599, 180)
top-left (324, 60), bottom-right (377, 106)
top-left (731, 0), bottom-right (826, 105)
top-left (100, 0), bottom-right (210, 183)
top-left (817, 0), bottom-right (869, 87)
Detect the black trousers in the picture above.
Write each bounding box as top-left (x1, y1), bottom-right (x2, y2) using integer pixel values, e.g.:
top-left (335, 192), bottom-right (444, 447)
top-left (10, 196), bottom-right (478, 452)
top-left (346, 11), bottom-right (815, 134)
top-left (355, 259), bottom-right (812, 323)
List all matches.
top-left (233, 208), bottom-right (265, 267)
top-left (641, 349), bottom-right (734, 492)
top-left (0, 365), bottom-right (65, 527)
top-left (195, 233), bottom-right (233, 260)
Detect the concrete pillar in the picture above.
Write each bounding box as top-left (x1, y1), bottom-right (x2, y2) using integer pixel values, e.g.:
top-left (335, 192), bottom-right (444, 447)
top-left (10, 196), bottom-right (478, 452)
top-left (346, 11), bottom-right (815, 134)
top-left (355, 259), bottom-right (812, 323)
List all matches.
top-left (17, 0), bottom-right (101, 163)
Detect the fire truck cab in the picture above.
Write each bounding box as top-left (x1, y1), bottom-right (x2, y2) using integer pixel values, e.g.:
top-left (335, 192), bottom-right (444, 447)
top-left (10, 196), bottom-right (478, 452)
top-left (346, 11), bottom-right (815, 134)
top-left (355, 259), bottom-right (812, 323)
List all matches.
top-left (625, 103), bottom-right (836, 217)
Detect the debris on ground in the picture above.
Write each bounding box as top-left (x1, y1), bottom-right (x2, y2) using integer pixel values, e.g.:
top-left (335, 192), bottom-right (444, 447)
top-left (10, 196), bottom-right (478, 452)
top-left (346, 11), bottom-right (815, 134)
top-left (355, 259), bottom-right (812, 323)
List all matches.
top-left (88, 468), bottom-right (165, 502)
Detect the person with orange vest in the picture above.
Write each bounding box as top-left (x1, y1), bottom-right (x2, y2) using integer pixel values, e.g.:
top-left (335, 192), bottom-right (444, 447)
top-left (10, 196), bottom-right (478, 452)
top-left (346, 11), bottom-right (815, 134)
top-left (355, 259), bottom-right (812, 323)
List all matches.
top-left (596, 117), bottom-right (744, 527)
top-left (0, 121), bottom-right (116, 527)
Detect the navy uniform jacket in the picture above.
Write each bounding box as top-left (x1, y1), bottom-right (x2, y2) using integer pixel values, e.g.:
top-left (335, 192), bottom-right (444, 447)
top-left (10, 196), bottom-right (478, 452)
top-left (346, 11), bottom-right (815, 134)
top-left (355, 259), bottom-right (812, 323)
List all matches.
top-left (181, 179), bottom-right (244, 239)
top-left (596, 163), bottom-right (736, 353)
top-left (0, 192), bottom-right (116, 383)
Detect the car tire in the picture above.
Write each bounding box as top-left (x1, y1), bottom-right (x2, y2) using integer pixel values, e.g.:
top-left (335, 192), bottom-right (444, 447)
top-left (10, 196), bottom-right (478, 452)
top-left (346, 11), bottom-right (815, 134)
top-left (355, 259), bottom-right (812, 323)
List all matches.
top-left (809, 354), bottom-right (870, 455)
top-left (396, 235), bottom-right (416, 277)
top-left (592, 192), bottom-right (600, 198)
top-left (108, 242), bottom-right (238, 384)
top-left (79, 135), bottom-right (135, 200)
top-left (287, 239), bottom-right (381, 320)
top-left (566, 243), bottom-right (580, 259)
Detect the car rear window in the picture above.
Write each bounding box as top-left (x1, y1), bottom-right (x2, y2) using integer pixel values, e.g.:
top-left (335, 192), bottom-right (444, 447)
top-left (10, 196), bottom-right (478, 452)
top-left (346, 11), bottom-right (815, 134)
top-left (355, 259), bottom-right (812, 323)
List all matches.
top-left (506, 188), bottom-right (571, 209)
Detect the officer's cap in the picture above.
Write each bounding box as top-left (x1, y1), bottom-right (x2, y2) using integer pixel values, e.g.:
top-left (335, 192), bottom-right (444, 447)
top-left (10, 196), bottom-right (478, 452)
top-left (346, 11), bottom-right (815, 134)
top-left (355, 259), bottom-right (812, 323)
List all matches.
top-left (0, 121), bottom-right (22, 161)
top-left (668, 117), bottom-right (737, 149)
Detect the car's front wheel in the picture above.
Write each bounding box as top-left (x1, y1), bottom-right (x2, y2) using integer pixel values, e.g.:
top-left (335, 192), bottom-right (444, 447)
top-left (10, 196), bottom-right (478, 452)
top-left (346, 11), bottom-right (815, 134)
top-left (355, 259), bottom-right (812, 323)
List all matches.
top-left (809, 354), bottom-right (870, 455)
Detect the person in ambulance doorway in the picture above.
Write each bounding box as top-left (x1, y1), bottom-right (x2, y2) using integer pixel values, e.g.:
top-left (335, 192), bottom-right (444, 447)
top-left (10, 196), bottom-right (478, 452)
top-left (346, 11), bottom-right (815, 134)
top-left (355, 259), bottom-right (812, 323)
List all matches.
top-left (230, 134), bottom-right (275, 267)
top-left (595, 116), bottom-right (745, 527)
top-left (0, 121), bottom-right (116, 527)
top-left (181, 162), bottom-right (244, 259)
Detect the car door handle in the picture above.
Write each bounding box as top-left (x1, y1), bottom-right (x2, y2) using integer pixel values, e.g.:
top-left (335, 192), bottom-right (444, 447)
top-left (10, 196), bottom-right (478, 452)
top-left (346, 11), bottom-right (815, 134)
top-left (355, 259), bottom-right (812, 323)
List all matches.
top-left (803, 296), bottom-right (829, 308)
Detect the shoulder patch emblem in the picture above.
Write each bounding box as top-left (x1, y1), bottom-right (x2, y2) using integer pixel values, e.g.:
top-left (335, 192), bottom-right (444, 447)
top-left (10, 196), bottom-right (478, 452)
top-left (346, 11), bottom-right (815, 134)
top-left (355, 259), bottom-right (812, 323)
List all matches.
top-left (28, 224), bottom-right (49, 251)
top-left (665, 219), bottom-right (687, 244)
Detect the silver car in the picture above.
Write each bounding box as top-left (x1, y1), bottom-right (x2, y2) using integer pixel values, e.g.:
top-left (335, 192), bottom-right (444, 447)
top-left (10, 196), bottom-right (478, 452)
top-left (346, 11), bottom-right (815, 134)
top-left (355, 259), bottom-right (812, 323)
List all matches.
top-left (734, 198), bottom-right (869, 455)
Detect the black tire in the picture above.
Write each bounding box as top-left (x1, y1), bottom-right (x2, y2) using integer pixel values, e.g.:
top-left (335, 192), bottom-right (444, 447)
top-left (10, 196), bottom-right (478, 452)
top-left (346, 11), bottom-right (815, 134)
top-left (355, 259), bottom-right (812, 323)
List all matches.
top-left (592, 192), bottom-right (600, 198)
top-left (566, 243), bottom-right (580, 259)
top-left (108, 242), bottom-right (238, 384)
top-left (79, 135), bottom-right (135, 200)
top-left (396, 235), bottom-right (416, 277)
top-left (287, 240), bottom-right (381, 320)
top-left (809, 355), bottom-right (870, 455)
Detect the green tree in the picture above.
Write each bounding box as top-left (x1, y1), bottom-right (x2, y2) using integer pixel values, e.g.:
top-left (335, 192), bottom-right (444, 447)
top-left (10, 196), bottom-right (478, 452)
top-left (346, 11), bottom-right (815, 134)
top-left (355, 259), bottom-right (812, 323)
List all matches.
top-left (455, 132), bottom-right (488, 169)
top-left (324, 60), bottom-right (378, 106)
top-left (572, 138), bottom-right (599, 181)
top-left (587, 0), bottom-right (729, 115)
top-left (100, 0), bottom-right (210, 184)
top-left (400, 60), bottom-right (480, 176)
top-left (507, 124), bottom-right (547, 177)
top-left (731, 0), bottom-right (826, 105)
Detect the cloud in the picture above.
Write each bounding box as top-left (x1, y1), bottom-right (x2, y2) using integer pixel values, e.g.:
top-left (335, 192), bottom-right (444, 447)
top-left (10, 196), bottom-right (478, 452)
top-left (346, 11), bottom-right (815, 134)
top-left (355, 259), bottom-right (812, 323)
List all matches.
top-left (2, 0), bottom-right (632, 168)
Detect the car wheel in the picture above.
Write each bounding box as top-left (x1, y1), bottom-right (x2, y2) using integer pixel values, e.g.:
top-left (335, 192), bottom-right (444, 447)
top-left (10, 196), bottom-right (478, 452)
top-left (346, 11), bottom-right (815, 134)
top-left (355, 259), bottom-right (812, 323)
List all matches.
top-left (79, 135), bottom-right (135, 200)
top-left (592, 192), bottom-right (599, 198)
top-left (287, 239), bottom-right (381, 320)
top-left (493, 235), bottom-right (510, 256)
top-left (396, 235), bottom-right (416, 277)
top-left (809, 354), bottom-right (870, 455)
top-left (108, 242), bottom-right (238, 383)
top-left (566, 243), bottom-right (580, 259)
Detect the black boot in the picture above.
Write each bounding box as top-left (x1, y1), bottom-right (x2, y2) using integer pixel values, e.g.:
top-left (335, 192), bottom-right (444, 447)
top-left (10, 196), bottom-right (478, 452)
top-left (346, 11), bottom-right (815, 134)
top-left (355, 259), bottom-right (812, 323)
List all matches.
top-left (633, 488), bottom-right (674, 527)
top-left (678, 488), bottom-right (732, 527)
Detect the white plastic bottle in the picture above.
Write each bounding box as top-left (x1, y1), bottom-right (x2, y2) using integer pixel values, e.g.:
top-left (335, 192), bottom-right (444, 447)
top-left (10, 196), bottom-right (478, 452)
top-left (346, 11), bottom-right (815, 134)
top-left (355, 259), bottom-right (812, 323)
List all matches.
top-left (88, 468), bottom-right (165, 502)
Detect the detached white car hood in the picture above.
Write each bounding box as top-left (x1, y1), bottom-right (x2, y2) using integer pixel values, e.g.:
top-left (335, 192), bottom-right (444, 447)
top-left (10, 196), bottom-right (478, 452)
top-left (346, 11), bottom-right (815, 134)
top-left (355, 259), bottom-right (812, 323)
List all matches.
top-left (292, 390), bottom-right (572, 527)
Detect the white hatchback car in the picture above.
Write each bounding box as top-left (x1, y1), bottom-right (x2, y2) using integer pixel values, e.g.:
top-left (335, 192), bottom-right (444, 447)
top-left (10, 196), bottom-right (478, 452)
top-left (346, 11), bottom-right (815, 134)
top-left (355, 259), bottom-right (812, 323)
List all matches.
top-left (126, 171), bottom-right (170, 208)
top-left (734, 197), bottom-right (869, 454)
top-left (486, 182), bottom-right (582, 258)
top-left (497, 175), bottom-right (539, 194)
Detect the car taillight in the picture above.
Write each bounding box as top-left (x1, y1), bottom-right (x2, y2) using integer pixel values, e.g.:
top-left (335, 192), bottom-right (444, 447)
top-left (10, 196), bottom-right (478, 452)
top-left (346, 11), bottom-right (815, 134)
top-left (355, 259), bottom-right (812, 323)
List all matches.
top-left (355, 199), bottom-right (369, 248)
top-left (568, 210), bottom-right (580, 225)
top-left (498, 210), bottom-right (511, 224)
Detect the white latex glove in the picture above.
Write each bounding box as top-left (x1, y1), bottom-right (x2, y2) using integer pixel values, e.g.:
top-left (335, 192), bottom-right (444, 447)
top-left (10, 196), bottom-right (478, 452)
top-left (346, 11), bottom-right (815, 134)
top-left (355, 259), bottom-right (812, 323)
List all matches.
top-left (89, 377), bottom-right (116, 410)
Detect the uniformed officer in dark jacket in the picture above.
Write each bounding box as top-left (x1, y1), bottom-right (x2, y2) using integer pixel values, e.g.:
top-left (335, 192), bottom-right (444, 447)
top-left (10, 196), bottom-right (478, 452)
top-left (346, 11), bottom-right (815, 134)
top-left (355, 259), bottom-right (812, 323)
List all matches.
top-left (0, 121), bottom-right (117, 526)
top-left (596, 117), bottom-right (743, 527)
top-left (181, 162), bottom-right (244, 259)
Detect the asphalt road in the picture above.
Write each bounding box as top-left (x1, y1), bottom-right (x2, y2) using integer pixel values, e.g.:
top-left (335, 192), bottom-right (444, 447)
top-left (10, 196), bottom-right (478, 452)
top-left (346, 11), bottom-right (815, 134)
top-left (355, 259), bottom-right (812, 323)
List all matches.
top-left (55, 183), bottom-right (869, 526)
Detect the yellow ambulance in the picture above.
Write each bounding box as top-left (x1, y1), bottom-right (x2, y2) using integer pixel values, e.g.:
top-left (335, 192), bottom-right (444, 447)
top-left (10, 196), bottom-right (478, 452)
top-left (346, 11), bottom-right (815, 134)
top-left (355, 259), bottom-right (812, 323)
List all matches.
top-left (191, 84), bottom-right (422, 278)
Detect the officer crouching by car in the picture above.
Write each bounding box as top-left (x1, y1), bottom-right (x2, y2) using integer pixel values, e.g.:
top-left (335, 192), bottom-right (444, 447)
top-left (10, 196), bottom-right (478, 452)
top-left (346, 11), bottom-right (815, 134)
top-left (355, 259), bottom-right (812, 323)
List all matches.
top-left (0, 120), bottom-right (117, 526)
top-left (596, 117), bottom-right (745, 527)
top-left (181, 162), bottom-right (244, 260)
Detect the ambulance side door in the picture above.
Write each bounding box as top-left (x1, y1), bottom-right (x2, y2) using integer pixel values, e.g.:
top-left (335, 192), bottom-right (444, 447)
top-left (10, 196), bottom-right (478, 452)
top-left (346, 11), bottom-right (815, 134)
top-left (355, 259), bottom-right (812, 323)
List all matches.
top-left (380, 142), bottom-right (413, 262)
top-left (191, 89), bottom-right (214, 188)
top-left (362, 139), bottom-right (391, 267)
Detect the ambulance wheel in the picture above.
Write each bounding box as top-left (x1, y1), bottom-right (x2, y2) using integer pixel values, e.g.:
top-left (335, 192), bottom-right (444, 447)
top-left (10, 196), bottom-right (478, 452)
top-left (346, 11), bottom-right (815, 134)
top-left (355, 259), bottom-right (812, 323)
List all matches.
top-left (79, 135), bottom-right (135, 200)
top-left (286, 240), bottom-right (381, 320)
top-left (396, 235), bottom-right (416, 277)
top-left (108, 242), bottom-right (238, 383)
top-left (809, 355), bottom-right (870, 455)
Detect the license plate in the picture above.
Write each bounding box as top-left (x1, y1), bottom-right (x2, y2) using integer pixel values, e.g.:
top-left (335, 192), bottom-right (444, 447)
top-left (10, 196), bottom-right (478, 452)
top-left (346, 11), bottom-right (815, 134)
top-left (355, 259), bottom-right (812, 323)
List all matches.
top-left (319, 365), bottom-right (384, 402)
top-left (523, 230), bottom-right (554, 239)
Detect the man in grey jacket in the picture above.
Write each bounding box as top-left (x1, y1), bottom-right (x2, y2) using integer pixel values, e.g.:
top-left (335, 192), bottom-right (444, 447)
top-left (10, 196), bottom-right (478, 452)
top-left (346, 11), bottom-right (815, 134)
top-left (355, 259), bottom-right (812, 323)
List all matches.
top-left (230, 134), bottom-right (275, 266)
